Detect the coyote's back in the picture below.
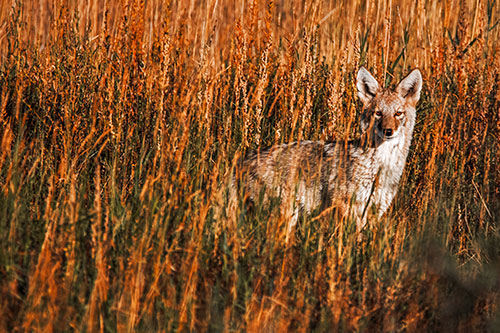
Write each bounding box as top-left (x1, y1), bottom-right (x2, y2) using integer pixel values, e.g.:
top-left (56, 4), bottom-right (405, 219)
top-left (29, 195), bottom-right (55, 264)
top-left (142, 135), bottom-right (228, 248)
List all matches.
top-left (234, 67), bottom-right (423, 230)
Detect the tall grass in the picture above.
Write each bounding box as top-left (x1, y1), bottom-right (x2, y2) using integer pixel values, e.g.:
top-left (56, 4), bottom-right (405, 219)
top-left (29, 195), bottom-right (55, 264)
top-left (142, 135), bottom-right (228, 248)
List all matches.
top-left (0, 0), bottom-right (499, 331)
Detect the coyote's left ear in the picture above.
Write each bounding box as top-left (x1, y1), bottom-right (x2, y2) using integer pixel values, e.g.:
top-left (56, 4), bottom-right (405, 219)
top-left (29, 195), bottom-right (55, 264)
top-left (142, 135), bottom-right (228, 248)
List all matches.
top-left (357, 67), bottom-right (380, 106)
top-left (397, 69), bottom-right (422, 107)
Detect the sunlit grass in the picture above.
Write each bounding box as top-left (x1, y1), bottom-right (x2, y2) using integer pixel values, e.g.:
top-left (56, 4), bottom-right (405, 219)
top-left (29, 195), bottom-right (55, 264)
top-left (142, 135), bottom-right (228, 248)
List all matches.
top-left (0, 0), bottom-right (499, 331)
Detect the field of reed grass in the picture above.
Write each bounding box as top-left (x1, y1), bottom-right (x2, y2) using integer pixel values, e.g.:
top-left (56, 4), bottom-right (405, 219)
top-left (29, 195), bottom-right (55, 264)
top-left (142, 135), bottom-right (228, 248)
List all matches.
top-left (0, 0), bottom-right (499, 331)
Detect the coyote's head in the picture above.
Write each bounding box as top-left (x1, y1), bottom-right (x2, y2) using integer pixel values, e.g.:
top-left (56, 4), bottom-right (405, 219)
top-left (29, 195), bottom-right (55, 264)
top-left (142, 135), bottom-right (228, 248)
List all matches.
top-left (357, 67), bottom-right (422, 141)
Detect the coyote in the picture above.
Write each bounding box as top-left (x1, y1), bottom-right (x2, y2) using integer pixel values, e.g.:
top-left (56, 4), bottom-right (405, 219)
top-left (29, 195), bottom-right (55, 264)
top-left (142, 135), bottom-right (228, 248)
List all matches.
top-left (233, 67), bottom-right (422, 232)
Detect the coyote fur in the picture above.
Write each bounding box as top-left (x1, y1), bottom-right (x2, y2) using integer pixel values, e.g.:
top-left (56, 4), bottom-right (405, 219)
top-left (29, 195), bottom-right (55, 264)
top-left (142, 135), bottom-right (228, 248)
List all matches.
top-left (233, 67), bottom-right (422, 231)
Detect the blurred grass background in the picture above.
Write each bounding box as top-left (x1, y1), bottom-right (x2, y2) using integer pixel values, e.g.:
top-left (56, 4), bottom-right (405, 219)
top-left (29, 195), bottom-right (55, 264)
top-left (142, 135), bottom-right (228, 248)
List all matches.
top-left (0, 0), bottom-right (499, 331)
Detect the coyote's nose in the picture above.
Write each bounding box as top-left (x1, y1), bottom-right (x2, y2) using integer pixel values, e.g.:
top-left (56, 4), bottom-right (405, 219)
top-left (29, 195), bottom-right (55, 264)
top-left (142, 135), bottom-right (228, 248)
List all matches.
top-left (383, 129), bottom-right (393, 137)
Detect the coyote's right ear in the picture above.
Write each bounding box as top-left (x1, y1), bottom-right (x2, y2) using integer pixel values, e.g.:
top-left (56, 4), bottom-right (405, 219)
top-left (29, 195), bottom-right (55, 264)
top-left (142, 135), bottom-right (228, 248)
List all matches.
top-left (357, 67), bottom-right (380, 106)
top-left (397, 69), bottom-right (422, 107)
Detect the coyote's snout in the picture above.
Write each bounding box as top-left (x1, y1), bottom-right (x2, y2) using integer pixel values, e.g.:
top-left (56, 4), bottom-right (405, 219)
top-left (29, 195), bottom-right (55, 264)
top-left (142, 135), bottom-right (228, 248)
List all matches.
top-left (233, 67), bottom-right (422, 232)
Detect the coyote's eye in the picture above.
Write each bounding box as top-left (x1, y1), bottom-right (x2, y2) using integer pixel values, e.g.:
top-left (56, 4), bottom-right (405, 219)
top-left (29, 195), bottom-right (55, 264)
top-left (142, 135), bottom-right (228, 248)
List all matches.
top-left (375, 111), bottom-right (383, 117)
top-left (394, 111), bottom-right (404, 117)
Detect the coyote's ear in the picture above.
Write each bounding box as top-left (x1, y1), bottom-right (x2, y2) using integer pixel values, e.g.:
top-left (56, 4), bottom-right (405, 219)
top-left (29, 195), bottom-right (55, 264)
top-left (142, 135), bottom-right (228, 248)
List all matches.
top-left (357, 67), bottom-right (380, 106)
top-left (397, 69), bottom-right (422, 107)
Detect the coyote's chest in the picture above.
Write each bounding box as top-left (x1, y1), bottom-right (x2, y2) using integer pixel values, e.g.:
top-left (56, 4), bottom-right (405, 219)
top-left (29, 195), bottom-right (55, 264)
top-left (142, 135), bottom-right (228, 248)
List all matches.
top-left (350, 135), bottom-right (408, 217)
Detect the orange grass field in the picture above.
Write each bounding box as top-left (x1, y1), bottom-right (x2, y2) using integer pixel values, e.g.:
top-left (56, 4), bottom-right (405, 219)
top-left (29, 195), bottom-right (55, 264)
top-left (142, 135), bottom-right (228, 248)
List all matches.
top-left (0, 0), bottom-right (499, 331)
